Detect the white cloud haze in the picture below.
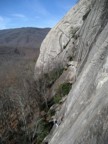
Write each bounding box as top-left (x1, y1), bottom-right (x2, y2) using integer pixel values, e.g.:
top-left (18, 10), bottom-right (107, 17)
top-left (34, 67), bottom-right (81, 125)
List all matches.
top-left (0, 16), bottom-right (7, 29)
top-left (11, 13), bottom-right (26, 18)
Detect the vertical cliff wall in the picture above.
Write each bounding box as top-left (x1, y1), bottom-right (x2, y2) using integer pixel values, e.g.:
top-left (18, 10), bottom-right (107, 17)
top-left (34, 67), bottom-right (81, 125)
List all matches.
top-left (35, 0), bottom-right (108, 143)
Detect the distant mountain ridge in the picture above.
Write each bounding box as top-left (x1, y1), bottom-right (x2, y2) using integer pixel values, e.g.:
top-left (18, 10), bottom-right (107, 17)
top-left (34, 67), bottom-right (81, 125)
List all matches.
top-left (0, 27), bottom-right (50, 62)
top-left (0, 27), bottom-right (50, 49)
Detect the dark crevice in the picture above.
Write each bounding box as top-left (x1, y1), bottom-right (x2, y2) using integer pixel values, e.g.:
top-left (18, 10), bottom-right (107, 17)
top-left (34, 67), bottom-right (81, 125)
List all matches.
top-left (100, 0), bottom-right (108, 28)
top-left (83, 9), bottom-right (91, 21)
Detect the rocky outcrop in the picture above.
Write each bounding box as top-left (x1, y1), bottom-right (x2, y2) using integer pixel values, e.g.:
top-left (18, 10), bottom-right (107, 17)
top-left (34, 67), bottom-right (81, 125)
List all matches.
top-left (35, 0), bottom-right (108, 143)
top-left (35, 0), bottom-right (93, 78)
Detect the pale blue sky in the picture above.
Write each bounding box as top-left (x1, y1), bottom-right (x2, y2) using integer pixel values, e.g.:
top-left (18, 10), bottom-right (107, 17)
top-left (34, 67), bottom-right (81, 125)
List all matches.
top-left (0, 0), bottom-right (77, 29)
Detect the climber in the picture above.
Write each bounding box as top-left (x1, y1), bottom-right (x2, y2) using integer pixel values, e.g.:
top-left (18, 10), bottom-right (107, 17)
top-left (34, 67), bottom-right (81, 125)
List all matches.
top-left (54, 119), bottom-right (59, 127)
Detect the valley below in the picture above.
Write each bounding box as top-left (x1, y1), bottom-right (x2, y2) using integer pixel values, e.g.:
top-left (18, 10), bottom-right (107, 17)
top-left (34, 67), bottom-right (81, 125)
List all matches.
top-left (0, 27), bottom-right (50, 144)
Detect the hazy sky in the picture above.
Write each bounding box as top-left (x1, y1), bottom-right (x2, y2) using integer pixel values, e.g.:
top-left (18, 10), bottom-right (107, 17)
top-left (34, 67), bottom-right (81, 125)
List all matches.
top-left (0, 0), bottom-right (77, 29)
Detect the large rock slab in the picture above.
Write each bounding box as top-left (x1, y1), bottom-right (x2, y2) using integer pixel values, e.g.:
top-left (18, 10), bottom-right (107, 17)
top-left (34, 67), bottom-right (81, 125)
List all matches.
top-left (35, 0), bottom-right (93, 78)
top-left (48, 0), bottom-right (108, 143)
top-left (34, 0), bottom-right (108, 143)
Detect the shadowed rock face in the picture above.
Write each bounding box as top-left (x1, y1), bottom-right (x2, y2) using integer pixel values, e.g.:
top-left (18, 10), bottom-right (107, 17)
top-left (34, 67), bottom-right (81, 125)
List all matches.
top-left (35, 0), bottom-right (108, 143)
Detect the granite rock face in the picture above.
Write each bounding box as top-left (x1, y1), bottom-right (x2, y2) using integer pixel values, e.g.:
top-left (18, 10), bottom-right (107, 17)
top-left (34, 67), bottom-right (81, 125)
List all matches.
top-left (35, 0), bottom-right (108, 143)
top-left (35, 0), bottom-right (93, 78)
